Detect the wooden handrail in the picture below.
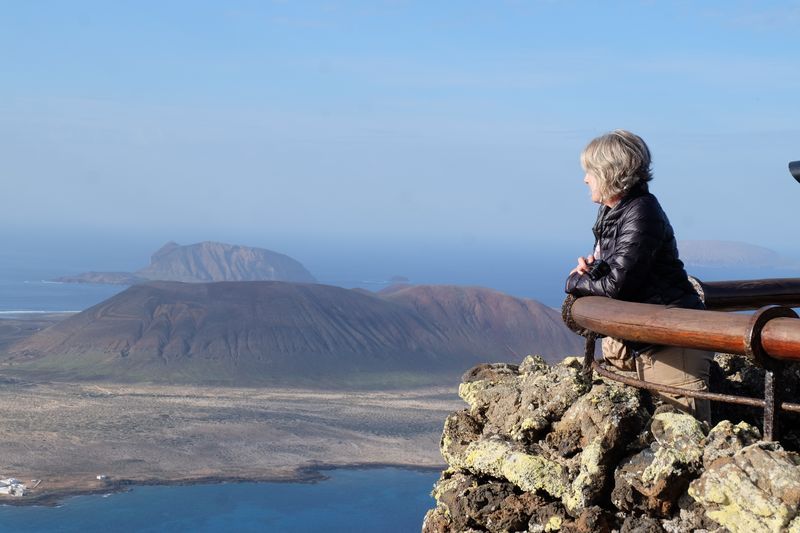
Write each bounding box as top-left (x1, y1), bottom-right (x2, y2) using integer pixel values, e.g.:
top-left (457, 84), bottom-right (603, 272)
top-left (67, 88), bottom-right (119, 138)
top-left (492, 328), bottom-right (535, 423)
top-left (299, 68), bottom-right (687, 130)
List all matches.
top-left (569, 296), bottom-right (800, 362)
top-left (761, 318), bottom-right (800, 361)
top-left (696, 277), bottom-right (800, 311)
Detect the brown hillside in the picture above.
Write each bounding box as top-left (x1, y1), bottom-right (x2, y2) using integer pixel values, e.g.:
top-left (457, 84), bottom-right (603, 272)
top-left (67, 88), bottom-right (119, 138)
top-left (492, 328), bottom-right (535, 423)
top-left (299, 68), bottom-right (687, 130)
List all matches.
top-left (6, 282), bottom-right (583, 385)
top-left (379, 284), bottom-right (580, 359)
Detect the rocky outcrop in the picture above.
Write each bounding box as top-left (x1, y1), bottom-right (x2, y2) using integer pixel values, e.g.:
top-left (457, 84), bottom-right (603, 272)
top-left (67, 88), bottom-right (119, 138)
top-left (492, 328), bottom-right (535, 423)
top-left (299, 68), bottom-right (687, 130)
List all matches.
top-left (54, 241), bottom-right (316, 285)
top-left (135, 241), bottom-right (316, 283)
top-left (424, 356), bottom-right (800, 533)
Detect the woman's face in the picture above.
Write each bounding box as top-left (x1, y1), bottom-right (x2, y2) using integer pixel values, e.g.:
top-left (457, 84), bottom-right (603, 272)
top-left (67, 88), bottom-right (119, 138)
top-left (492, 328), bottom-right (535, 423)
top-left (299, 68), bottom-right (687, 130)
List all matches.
top-left (584, 172), bottom-right (602, 204)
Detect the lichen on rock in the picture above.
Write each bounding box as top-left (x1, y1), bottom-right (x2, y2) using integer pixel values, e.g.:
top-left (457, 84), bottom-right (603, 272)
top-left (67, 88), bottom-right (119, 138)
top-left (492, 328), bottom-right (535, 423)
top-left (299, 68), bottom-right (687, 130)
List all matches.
top-left (425, 355), bottom-right (800, 533)
top-left (612, 410), bottom-right (706, 516)
top-left (689, 441), bottom-right (800, 533)
top-left (448, 437), bottom-right (569, 498)
top-left (702, 419), bottom-right (761, 468)
top-left (440, 410), bottom-right (483, 466)
top-left (458, 356), bottom-right (590, 443)
top-left (550, 381), bottom-right (648, 514)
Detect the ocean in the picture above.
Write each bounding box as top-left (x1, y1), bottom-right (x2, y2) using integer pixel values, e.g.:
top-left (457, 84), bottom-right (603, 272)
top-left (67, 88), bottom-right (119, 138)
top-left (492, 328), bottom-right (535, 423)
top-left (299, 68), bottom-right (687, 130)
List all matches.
top-left (0, 257), bottom-right (124, 313)
top-left (0, 468), bottom-right (439, 532)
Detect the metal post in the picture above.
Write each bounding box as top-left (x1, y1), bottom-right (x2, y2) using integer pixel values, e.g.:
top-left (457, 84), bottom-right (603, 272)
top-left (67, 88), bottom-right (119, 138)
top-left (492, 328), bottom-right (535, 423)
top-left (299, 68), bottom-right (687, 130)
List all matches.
top-left (763, 363), bottom-right (783, 442)
top-left (583, 335), bottom-right (596, 384)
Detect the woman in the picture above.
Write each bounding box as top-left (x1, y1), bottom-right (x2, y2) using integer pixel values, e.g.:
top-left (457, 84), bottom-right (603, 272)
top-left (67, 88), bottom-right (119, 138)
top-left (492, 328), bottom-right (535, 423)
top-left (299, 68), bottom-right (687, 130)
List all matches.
top-left (565, 129), bottom-right (713, 423)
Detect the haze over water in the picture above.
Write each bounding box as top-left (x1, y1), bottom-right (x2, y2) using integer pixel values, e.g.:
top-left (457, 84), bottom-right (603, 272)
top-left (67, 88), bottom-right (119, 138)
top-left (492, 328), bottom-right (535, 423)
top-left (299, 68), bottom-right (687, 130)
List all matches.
top-left (3, 234), bottom-right (800, 313)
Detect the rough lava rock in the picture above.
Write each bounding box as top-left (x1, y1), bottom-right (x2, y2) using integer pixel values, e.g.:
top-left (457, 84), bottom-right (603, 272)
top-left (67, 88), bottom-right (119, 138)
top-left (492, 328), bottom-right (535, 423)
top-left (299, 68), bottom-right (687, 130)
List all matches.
top-left (424, 355), bottom-right (800, 533)
top-left (458, 356), bottom-right (590, 442)
top-left (612, 410), bottom-right (705, 516)
top-left (546, 381), bottom-right (648, 514)
top-left (702, 419), bottom-right (761, 468)
top-left (689, 441), bottom-right (800, 533)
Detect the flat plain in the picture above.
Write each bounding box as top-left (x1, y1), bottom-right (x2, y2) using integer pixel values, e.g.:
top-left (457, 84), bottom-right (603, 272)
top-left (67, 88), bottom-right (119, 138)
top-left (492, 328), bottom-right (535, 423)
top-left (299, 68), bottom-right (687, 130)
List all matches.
top-left (0, 379), bottom-right (462, 504)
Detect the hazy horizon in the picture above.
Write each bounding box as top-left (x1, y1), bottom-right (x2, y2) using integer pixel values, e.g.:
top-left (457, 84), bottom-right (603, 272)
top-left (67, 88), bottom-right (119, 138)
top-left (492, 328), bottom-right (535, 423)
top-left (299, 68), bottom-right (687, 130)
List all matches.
top-left (3, 230), bottom-right (799, 313)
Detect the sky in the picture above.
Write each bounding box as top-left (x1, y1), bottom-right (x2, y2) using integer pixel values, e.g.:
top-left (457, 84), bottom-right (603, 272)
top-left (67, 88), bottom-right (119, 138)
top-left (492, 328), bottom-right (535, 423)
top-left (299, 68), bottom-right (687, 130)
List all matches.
top-left (2, 0), bottom-right (799, 262)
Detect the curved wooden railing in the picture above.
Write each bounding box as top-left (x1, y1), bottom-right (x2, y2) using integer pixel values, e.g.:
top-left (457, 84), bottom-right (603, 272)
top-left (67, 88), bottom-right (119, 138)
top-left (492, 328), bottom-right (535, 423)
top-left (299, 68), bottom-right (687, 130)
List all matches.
top-left (695, 277), bottom-right (800, 312)
top-left (562, 277), bottom-right (800, 441)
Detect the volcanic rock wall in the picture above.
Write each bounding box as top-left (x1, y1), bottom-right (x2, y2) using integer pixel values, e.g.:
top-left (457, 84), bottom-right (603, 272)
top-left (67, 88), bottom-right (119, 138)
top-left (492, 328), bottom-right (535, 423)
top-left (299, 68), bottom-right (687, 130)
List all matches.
top-left (423, 355), bottom-right (800, 533)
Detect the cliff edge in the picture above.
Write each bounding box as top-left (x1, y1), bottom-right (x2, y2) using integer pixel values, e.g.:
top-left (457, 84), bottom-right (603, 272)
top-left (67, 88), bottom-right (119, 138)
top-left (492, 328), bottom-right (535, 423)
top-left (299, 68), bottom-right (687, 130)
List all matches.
top-left (423, 354), bottom-right (800, 533)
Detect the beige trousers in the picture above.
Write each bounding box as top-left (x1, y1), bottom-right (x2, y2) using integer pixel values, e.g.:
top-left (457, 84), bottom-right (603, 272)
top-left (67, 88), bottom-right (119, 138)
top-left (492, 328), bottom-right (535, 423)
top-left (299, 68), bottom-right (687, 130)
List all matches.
top-left (635, 345), bottom-right (714, 424)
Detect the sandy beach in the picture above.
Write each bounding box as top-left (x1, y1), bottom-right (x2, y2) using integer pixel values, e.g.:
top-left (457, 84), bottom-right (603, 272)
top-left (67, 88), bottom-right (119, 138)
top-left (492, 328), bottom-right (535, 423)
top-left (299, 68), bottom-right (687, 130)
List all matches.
top-left (0, 379), bottom-right (462, 505)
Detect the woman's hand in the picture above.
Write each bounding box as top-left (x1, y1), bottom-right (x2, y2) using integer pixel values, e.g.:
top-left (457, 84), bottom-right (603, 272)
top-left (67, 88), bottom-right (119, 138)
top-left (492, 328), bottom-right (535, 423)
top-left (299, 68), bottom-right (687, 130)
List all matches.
top-left (570, 254), bottom-right (595, 276)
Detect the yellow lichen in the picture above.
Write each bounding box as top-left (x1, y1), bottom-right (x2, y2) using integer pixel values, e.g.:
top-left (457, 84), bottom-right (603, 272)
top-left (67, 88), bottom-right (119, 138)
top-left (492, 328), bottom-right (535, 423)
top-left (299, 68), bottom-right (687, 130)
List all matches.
top-left (520, 417), bottom-right (538, 431)
top-left (431, 474), bottom-right (461, 502)
top-left (690, 463), bottom-right (793, 533)
top-left (562, 437), bottom-right (604, 513)
top-left (651, 412), bottom-right (705, 445)
top-left (640, 412), bottom-right (704, 485)
top-left (544, 515), bottom-right (563, 531)
top-left (502, 451), bottom-right (566, 497)
top-left (457, 381), bottom-right (485, 410)
top-left (456, 439), bottom-right (567, 498)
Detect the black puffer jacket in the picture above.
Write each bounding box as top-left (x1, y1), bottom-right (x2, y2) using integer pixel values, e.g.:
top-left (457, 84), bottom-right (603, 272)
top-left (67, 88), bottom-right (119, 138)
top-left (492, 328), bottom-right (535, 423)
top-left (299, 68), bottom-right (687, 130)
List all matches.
top-left (565, 184), bottom-right (702, 309)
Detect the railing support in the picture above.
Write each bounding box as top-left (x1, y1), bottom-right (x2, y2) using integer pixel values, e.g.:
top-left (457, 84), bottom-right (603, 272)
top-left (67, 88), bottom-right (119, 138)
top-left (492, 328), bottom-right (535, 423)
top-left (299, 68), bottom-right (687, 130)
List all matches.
top-left (582, 335), bottom-right (596, 383)
top-left (764, 368), bottom-right (780, 441)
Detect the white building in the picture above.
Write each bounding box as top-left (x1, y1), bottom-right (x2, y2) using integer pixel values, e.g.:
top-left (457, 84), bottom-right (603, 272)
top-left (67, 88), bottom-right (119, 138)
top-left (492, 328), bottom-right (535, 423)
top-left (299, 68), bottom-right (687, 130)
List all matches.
top-left (0, 477), bottom-right (26, 497)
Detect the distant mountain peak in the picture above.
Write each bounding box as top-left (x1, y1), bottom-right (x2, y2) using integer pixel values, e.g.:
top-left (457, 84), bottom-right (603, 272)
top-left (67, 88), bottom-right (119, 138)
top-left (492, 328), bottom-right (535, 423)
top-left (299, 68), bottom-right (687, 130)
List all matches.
top-left (679, 240), bottom-right (799, 269)
top-left (135, 241), bottom-right (316, 283)
top-left (151, 241), bottom-right (181, 262)
top-left (53, 241), bottom-right (316, 285)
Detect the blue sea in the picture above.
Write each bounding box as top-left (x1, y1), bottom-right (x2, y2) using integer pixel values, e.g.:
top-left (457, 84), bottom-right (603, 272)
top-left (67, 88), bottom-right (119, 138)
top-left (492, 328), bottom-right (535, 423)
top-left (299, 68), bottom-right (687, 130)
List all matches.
top-left (0, 468), bottom-right (439, 532)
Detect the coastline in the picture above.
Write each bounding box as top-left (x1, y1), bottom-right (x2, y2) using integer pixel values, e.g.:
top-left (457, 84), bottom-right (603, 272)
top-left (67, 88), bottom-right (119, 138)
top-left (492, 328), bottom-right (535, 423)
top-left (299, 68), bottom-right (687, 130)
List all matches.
top-left (2, 462), bottom-right (444, 507)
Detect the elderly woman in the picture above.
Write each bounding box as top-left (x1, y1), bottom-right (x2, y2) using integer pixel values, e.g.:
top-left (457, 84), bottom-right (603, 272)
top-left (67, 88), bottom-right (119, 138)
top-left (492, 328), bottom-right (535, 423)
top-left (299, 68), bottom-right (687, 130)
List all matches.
top-left (565, 129), bottom-right (713, 423)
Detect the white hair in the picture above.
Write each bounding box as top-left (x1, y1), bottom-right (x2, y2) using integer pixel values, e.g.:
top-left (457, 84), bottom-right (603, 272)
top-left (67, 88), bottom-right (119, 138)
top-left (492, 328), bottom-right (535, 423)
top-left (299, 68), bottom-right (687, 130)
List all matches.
top-left (580, 129), bottom-right (653, 203)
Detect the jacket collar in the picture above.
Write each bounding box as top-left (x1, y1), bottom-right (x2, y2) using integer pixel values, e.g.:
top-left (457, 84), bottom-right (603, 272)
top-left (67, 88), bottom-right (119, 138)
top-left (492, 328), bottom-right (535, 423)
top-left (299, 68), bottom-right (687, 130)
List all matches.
top-left (610, 181), bottom-right (649, 212)
top-left (592, 182), bottom-right (650, 237)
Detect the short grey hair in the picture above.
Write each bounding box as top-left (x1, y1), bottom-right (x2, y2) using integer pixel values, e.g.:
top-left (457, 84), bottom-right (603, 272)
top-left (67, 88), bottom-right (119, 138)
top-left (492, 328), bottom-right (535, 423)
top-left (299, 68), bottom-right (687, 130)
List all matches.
top-left (580, 129), bottom-right (653, 203)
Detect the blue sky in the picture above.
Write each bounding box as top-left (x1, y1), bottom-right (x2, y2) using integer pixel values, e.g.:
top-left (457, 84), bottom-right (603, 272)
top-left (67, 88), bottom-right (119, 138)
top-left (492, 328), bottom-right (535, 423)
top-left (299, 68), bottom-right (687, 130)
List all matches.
top-left (2, 0), bottom-right (799, 256)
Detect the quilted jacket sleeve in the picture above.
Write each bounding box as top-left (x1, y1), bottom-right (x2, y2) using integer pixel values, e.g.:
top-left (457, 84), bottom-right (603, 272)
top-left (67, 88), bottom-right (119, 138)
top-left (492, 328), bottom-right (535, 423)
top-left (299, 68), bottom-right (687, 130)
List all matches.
top-left (565, 198), bottom-right (665, 299)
